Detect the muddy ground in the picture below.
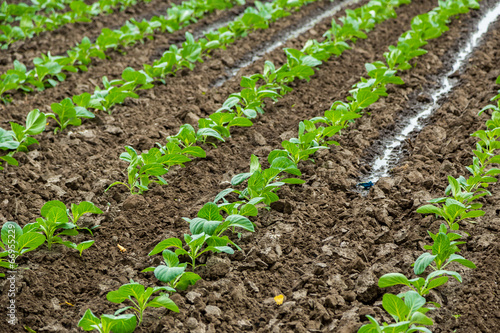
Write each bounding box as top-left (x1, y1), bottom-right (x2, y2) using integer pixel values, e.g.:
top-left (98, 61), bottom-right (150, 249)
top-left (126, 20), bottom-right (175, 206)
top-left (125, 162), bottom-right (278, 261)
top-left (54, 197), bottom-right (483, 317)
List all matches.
top-left (0, 0), bottom-right (499, 331)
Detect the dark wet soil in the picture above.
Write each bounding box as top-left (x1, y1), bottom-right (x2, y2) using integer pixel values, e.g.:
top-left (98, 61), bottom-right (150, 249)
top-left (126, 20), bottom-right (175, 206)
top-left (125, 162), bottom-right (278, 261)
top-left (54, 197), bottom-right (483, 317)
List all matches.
top-left (0, 0), bottom-right (499, 332)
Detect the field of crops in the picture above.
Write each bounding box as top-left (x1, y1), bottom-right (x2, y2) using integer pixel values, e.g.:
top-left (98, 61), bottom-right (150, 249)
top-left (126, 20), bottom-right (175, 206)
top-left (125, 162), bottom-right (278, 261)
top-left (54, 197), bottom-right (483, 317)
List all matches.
top-left (0, 0), bottom-right (499, 331)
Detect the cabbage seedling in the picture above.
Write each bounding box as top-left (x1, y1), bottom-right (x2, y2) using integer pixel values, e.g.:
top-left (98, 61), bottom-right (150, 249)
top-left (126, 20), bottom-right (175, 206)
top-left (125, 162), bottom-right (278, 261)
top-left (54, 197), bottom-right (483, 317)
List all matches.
top-left (413, 224), bottom-right (476, 275)
top-left (106, 280), bottom-right (179, 325)
top-left (148, 233), bottom-right (235, 270)
top-left (231, 154), bottom-right (304, 205)
top-left (166, 123), bottom-right (225, 148)
top-left (142, 249), bottom-right (201, 290)
top-left (359, 291), bottom-right (433, 332)
top-left (107, 146), bottom-right (168, 194)
top-left (8, 108), bottom-right (47, 152)
top-left (75, 240), bottom-right (94, 256)
top-left (183, 202), bottom-right (255, 237)
top-left (69, 201), bottom-right (103, 235)
top-left (379, 271), bottom-right (457, 301)
top-left (29, 200), bottom-right (79, 250)
top-left (78, 309), bottom-right (136, 333)
top-left (417, 176), bottom-right (488, 230)
top-left (24, 200), bottom-right (100, 253)
top-left (0, 221), bottom-right (46, 275)
top-left (45, 97), bottom-right (94, 133)
top-left (107, 146), bottom-right (191, 194)
top-left (0, 109), bottom-right (46, 170)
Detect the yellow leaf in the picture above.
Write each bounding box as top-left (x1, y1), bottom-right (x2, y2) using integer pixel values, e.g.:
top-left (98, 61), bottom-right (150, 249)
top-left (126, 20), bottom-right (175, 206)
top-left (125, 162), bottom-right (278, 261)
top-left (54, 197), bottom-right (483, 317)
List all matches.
top-left (117, 244), bottom-right (127, 252)
top-left (274, 294), bottom-right (284, 305)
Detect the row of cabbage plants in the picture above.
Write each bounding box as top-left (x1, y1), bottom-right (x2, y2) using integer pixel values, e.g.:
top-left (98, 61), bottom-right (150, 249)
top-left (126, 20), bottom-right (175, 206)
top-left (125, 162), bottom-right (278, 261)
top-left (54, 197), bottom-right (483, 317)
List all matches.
top-left (0, 0), bottom-right (155, 48)
top-left (1, 0), bottom-right (74, 22)
top-left (0, 0), bottom-right (244, 102)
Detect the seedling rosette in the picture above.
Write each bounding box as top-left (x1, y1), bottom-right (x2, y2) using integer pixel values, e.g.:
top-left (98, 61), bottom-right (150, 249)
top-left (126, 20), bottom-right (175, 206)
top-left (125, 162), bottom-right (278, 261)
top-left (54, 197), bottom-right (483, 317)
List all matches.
top-left (0, 109), bottom-right (46, 170)
top-left (106, 145), bottom-right (191, 194)
top-left (106, 280), bottom-right (179, 324)
top-left (0, 221), bottom-right (46, 276)
top-left (78, 309), bottom-right (137, 333)
top-left (359, 291), bottom-right (434, 333)
top-left (20, 200), bottom-right (102, 255)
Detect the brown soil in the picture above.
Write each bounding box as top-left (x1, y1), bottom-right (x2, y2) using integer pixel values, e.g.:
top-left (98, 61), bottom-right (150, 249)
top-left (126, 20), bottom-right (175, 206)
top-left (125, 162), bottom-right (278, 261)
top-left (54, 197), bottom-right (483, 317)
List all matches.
top-left (0, 0), bottom-right (499, 332)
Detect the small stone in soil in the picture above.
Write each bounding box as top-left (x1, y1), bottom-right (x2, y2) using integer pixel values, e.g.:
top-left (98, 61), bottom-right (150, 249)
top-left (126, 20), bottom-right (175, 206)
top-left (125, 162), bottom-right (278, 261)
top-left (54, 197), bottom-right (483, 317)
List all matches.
top-left (342, 291), bottom-right (357, 303)
top-left (205, 305), bottom-right (222, 317)
top-left (185, 291), bottom-right (202, 304)
top-left (104, 125), bottom-right (123, 135)
top-left (186, 317), bottom-right (198, 330)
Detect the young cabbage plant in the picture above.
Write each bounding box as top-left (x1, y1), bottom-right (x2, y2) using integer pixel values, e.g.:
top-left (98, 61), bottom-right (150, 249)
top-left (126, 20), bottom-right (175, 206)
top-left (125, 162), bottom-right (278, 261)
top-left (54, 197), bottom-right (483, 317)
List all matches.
top-left (0, 128), bottom-right (19, 169)
top-left (359, 291), bottom-right (434, 333)
top-left (142, 249), bottom-right (201, 290)
top-left (148, 233), bottom-right (235, 270)
top-left (198, 111), bottom-right (253, 139)
top-left (78, 309), bottom-right (136, 333)
top-left (27, 200), bottom-right (78, 250)
top-left (165, 124), bottom-right (202, 149)
top-left (67, 37), bottom-right (106, 71)
top-left (413, 224), bottom-right (476, 275)
top-left (68, 201), bottom-right (103, 235)
top-left (0, 109), bottom-right (46, 170)
top-left (167, 123), bottom-right (226, 148)
top-left (270, 120), bottom-right (337, 164)
top-left (211, 192), bottom-right (262, 237)
top-left (157, 141), bottom-right (206, 160)
top-left (214, 189), bottom-right (263, 217)
top-left (350, 62), bottom-right (405, 98)
top-left (106, 280), bottom-right (179, 325)
top-left (231, 154), bottom-right (305, 206)
top-left (8, 108), bottom-right (47, 151)
top-left (107, 146), bottom-right (185, 195)
top-left (276, 48), bottom-right (322, 84)
top-left (25, 200), bottom-right (99, 254)
top-left (75, 240), bottom-right (95, 256)
top-left (29, 52), bottom-right (78, 90)
top-left (0, 221), bottom-right (46, 275)
top-left (379, 271), bottom-right (455, 303)
top-left (417, 176), bottom-right (489, 230)
top-left (183, 202), bottom-right (255, 238)
top-left (45, 97), bottom-right (94, 133)
top-left (228, 79), bottom-right (282, 117)
top-left (87, 77), bottom-right (138, 115)
top-left (309, 100), bottom-right (363, 131)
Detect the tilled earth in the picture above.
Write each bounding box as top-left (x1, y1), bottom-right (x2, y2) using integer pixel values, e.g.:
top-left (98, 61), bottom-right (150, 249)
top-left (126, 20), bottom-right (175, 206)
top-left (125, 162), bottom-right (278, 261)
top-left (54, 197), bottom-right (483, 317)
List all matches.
top-left (0, 0), bottom-right (499, 332)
